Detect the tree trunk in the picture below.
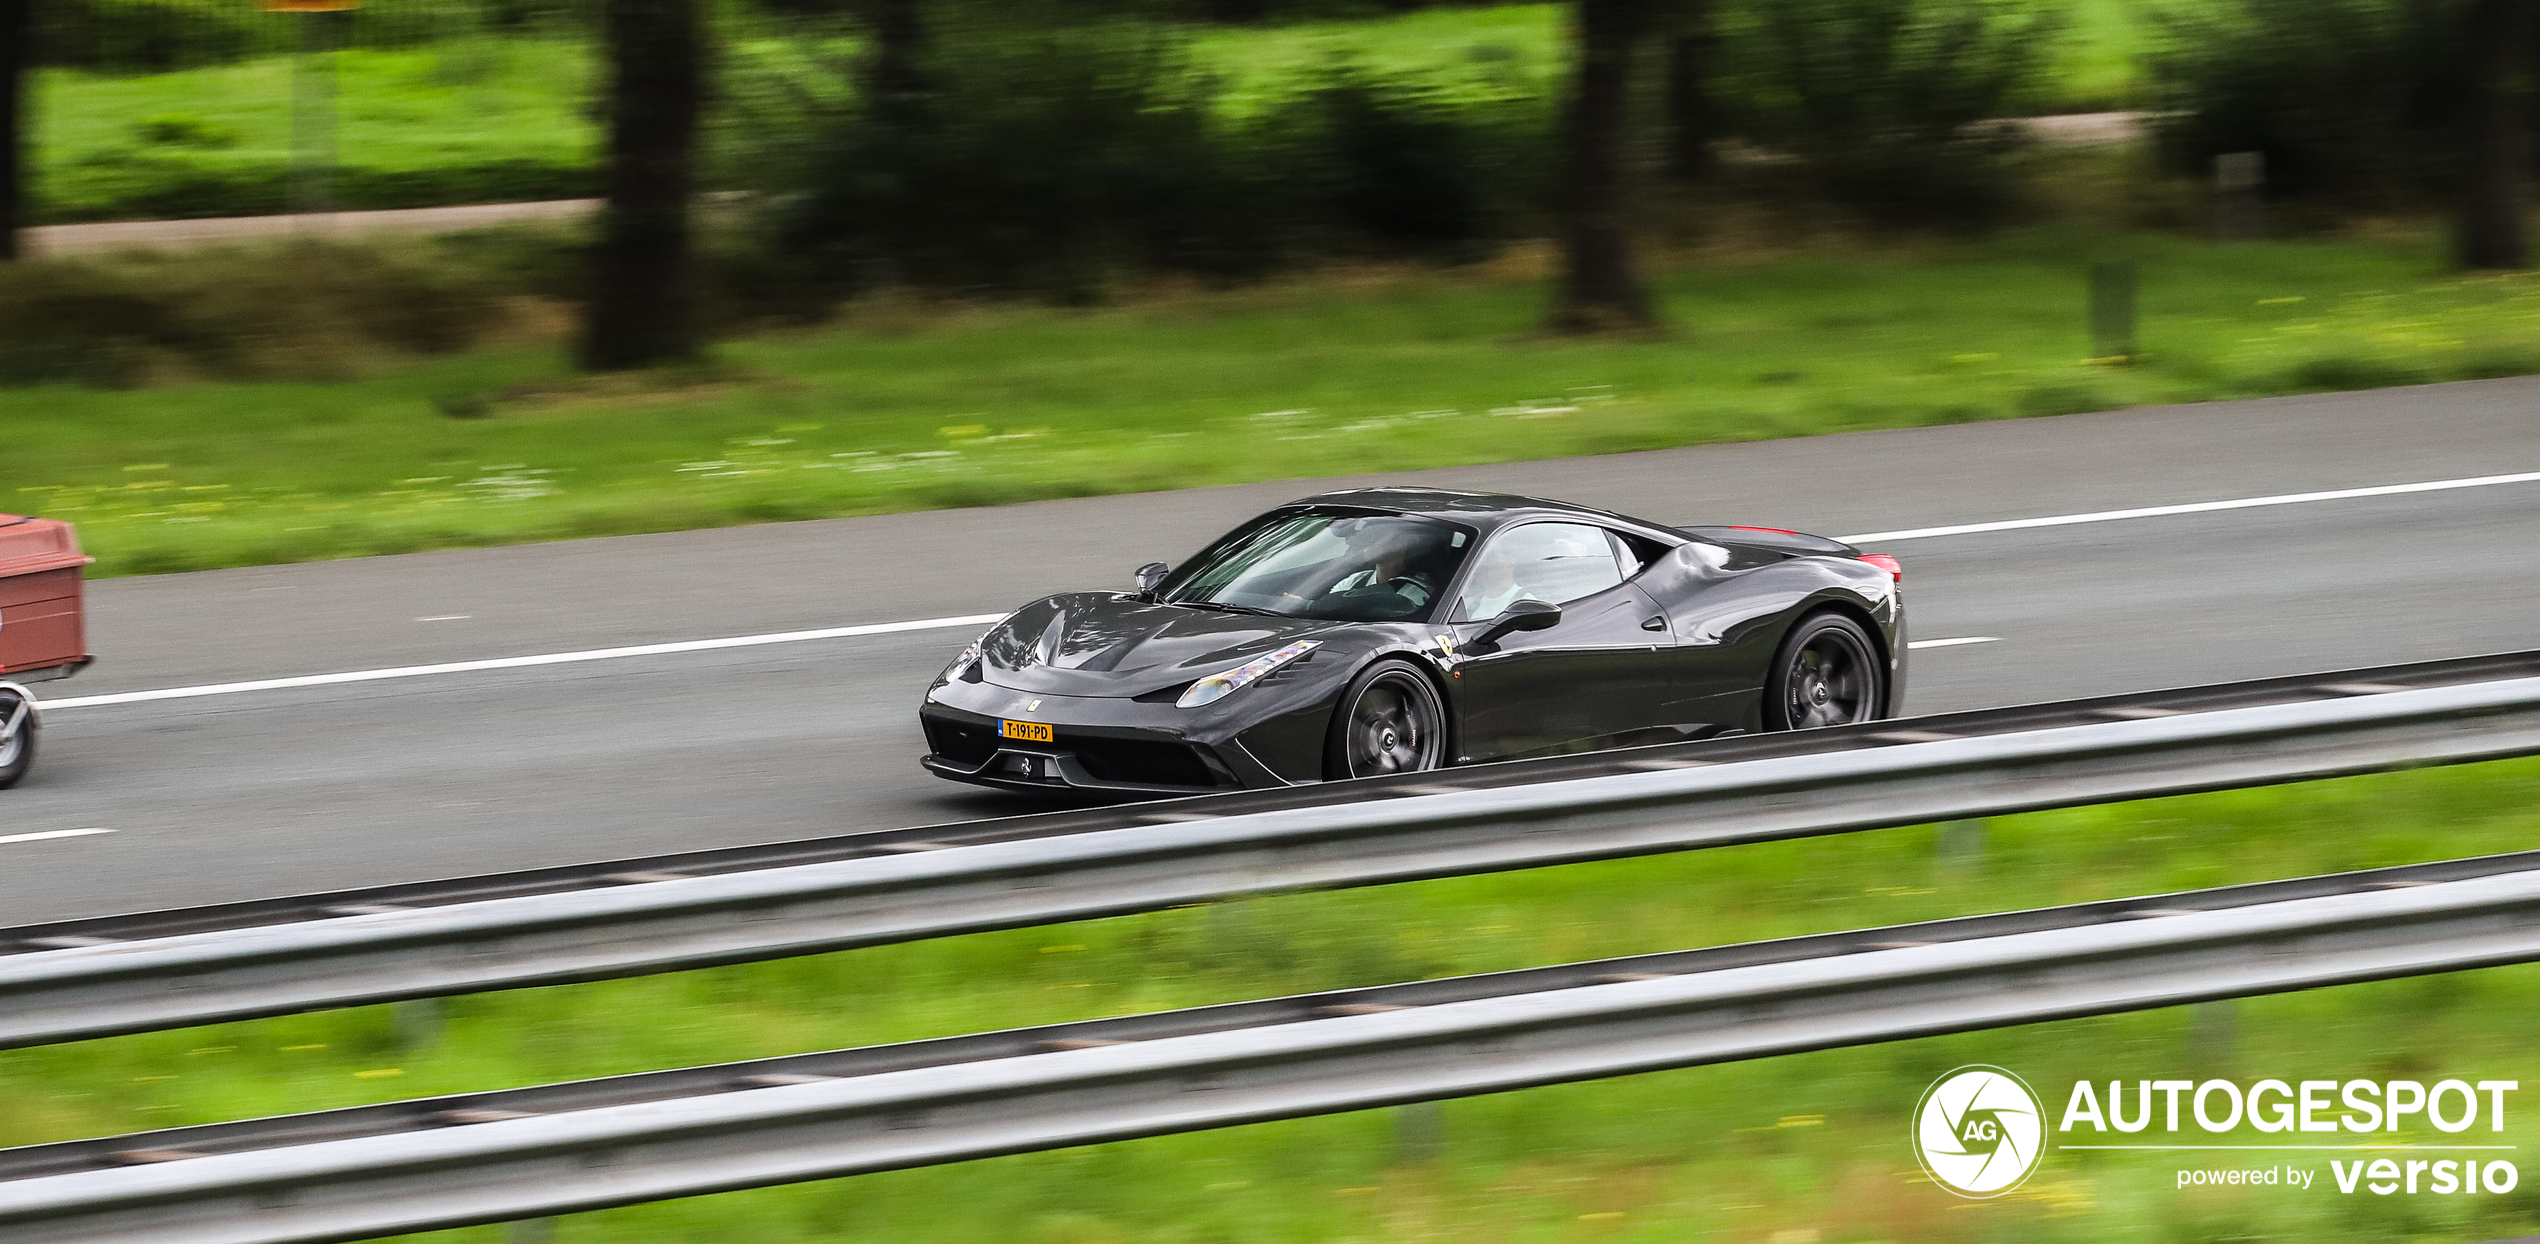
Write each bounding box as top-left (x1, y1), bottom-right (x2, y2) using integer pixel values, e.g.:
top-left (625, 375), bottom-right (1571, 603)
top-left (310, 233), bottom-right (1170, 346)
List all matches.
top-left (1662, 1), bottom-right (1716, 184)
top-left (2456, 0), bottom-right (2533, 270)
top-left (1544, 0), bottom-right (1660, 335)
top-left (1, 0), bottom-right (30, 262)
top-left (580, 0), bottom-right (705, 372)
top-left (861, 0), bottom-right (928, 134)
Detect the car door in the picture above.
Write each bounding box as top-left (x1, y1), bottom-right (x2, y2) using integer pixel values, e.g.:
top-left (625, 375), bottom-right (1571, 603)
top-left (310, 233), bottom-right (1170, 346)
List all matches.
top-left (1446, 521), bottom-right (1672, 761)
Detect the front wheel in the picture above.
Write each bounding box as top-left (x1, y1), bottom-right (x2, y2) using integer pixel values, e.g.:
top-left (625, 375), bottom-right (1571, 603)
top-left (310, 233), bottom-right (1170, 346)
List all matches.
top-left (0, 684), bottom-right (39, 790)
top-left (1327, 661), bottom-right (1447, 780)
top-left (1763, 613), bottom-right (1886, 730)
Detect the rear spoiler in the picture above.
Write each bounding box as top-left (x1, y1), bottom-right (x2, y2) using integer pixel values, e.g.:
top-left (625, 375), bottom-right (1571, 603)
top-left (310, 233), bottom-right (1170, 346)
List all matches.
top-left (1675, 525), bottom-right (1860, 558)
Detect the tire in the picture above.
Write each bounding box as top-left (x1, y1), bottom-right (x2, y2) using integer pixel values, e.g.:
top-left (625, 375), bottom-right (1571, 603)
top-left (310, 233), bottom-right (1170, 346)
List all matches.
top-left (0, 684), bottom-right (37, 790)
top-left (1326, 660), bottom-right (1447, 780)
top-left (1762, 612), bottom-right (1886, 731)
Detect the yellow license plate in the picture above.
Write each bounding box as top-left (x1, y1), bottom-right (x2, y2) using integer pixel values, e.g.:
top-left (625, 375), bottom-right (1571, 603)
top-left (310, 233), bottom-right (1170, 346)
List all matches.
top-left (1000, 719), bottom-right (1054, 743)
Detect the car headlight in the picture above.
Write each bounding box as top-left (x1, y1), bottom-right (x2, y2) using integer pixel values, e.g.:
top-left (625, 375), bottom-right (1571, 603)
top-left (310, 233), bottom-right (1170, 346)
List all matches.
top-left (943, 617), bottom-right (1009, 681)
top-left (1177, 640), bottom-right (1320, 709)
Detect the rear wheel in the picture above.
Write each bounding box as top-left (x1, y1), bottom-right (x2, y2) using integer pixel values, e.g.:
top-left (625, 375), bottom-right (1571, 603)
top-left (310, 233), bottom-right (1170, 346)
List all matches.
top-left (0, 684), bottom-right (38, 790)
top-left (1763, 613), bottom-right (1885, 730)
top-left (1327, 661), bottom-right (1446, 779)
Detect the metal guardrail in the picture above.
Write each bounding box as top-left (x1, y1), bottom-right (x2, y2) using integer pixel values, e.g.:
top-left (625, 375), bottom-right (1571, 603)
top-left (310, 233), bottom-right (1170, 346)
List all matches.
top-left (20, 648), bottom-right (2540, 949)
top-left (5, 654), bottom-right (2540, 1049)
top-left (7, 849), bottom-right (2540, 1244)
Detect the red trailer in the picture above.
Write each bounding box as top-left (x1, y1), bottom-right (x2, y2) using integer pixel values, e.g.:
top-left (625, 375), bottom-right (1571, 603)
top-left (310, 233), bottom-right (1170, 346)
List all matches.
top-left (0, 515), bottom-right (95, 788)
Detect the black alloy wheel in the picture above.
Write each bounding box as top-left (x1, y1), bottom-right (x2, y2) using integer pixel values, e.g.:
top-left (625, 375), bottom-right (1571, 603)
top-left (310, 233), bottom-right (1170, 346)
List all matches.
top-left (1328, 661), bottom-right (1447, 779)
top-left (0, 685), bottom-right (37, 790)
top-left (1764, 613), bottom-right (1885, 730)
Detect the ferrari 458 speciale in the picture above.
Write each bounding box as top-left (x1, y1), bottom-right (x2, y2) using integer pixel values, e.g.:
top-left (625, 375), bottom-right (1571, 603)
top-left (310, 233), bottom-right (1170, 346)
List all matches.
top-left (921, 487), bottom-right (1904, 796)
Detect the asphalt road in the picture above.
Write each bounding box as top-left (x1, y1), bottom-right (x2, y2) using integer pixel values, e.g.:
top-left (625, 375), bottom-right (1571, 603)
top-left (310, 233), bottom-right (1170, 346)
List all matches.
top-left (3, 379), bottom-right (2535, 924)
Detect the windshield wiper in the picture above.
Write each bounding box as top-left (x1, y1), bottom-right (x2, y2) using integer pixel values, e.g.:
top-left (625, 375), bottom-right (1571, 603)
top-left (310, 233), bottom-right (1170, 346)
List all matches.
top-left (1166, 599), bottom-right (1290, 618)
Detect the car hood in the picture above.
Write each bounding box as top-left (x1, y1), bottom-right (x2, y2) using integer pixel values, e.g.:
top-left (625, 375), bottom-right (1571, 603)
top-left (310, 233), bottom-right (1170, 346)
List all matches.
top-left (977, 593), bottom-right (1344, 698)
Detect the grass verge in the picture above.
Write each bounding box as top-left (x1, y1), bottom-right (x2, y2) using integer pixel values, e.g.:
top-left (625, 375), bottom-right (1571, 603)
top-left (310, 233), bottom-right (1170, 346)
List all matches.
top-left (32, 41), bottom-right (598, 224)
top-left (4, 758), bottom-right (2536, 1242)
top-left (8, 224), bottom-right (2540, 578)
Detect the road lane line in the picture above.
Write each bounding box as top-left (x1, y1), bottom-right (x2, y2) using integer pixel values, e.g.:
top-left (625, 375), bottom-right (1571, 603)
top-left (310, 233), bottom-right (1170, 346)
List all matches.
top-left (1907, 637), bottom-right (2000, 649)
top-left (1836, 469), bottom-right (2540, 544)
top-left (38, 469), bottom-right (2531, 714)
top-left (36, 615), bottom-right (1005, 711)
top-left (0, 828), bottom-right (114, 846)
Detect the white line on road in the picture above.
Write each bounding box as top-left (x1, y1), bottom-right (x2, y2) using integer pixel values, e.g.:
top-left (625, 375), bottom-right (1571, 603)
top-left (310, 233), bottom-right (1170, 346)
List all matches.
top-left (0, 828), bottom-right (114, 846)
top-left (1835, 469), bottom-right (2540, 544)
top-left (37, 615), bottom-right (1006, 711)
top-left (1906, 637), bottom-right (2001, 649)
top-left (36, 469), bottom-right (2529, 714)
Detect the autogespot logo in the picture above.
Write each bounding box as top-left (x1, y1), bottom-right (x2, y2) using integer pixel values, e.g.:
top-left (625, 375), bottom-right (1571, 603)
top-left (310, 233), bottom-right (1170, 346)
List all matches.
top-left (1914, 1066), bottom-right (2046, 1198)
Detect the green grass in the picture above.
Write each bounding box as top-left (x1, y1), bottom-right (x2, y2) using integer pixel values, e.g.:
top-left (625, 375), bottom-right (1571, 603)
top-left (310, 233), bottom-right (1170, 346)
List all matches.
top-left (32, 40), bottom-right (598, 223)
top-left (11, 225), bottom-right (2540, 578)
top-left (7, 758), bottom-right (2537, 1243)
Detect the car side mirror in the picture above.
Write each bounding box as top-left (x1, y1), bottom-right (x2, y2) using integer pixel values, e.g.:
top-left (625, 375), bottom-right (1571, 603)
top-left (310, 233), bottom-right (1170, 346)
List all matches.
top-left (1476, 598), bottom-right (1561, 647)
top-left (1133, 562), bottom-right (1171, 596)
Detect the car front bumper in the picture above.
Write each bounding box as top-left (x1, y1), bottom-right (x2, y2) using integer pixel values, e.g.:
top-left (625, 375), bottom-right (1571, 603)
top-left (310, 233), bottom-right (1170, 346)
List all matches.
top-left (919, 678), bottom-right (1304, 797)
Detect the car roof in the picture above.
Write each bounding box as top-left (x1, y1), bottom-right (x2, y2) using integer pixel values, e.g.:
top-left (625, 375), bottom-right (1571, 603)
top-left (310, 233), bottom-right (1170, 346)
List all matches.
top-left (1278, 487), bottom-right (1684, 541)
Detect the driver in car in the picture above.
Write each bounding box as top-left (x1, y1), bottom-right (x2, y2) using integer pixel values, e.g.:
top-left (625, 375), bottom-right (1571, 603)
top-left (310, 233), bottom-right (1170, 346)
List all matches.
top-left (1324, 526), bottom-right (1456, 619)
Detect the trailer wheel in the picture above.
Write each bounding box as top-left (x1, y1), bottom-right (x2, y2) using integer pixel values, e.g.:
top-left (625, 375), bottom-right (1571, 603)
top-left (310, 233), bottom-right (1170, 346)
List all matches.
top-left (0, 684), bottom-right (37, 790)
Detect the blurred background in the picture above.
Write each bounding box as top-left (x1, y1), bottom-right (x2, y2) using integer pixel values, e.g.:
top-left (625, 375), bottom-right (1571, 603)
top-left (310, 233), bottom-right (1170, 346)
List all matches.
top-left (3, 2), bottom-right (2539, 1241)
top-left (3, 0), bottom-right (2539, 573)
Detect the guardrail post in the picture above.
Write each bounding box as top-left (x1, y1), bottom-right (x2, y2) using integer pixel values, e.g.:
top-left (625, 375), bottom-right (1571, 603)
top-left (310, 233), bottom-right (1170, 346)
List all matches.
top-left (1936, 819), bottom-right (1987, 870)
top-left (2089, 262), bottom-right (2138, 364)
top-left (1394, 1100), bottom-right (1444, 1164)
top-left (2215, 151), bottom-right (2265, 239)
top-left (506, 1217), bottom-right (555, 1244)
top-left (394, 998), bottom-right (444, 1052)
top-left (2190, 999), bottom-right (2237, 1062)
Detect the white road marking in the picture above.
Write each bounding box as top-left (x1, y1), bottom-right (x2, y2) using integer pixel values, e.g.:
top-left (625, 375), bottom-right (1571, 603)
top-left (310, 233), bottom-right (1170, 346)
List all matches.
top-left (1906, 636), bottom-right (2001, 649)
top-left (1836, 469), bottom-right (2540, 545)
top-left (37, 615), bottom-right (1005, 711)
top-left (0, 828), bottom-right (114, 846)
top-left (34, 469), bottom-right (2530, 715)
top-left (415, 615), bottom-right (471, 622)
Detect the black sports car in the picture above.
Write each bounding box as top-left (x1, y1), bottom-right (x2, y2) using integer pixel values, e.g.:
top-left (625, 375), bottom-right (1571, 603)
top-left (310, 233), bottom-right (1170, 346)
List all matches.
top-left (921, 487), bottom-right (1904, 796)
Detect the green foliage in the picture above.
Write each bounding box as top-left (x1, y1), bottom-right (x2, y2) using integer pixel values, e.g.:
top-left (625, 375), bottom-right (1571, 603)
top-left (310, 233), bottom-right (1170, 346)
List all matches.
top-left (768, 23), bottom-right (1263, 301)
top-left (30, 1), bottom-right (2139, 233)
top-left (40, 151), bottom-right (595, 223)
top-left (32, 0), bottom-right (271, 74)
top-left (31, 0), bottom-right (585, 72)
top-left (1720, 0), bottom-right (2066, 228)
top-left (1255, 64), bottom-right (1549, 261)
top-left (2147, 0), bottom-right (2477, 203)
top-left (0, 240), bottom-right (514, 387)
top-left (757, 22), bottom-right (1546, 301)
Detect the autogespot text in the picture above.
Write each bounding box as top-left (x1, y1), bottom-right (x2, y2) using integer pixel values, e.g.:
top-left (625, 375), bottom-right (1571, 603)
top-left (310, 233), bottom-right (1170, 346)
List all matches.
top-left (2057, 1078), bottom-right (2520, 1197)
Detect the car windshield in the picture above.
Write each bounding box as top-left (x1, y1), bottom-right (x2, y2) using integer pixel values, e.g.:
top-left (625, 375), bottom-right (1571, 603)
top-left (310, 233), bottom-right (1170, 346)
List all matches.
top-left (1165, 512), bottom-right (1472, 622)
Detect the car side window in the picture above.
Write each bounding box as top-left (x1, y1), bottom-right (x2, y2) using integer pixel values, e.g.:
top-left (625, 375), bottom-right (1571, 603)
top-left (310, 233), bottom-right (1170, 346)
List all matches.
top-left (1607, 530), bottom-right (1644, 579)
top-left (1456, 522), bottom-right (1628, 621)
